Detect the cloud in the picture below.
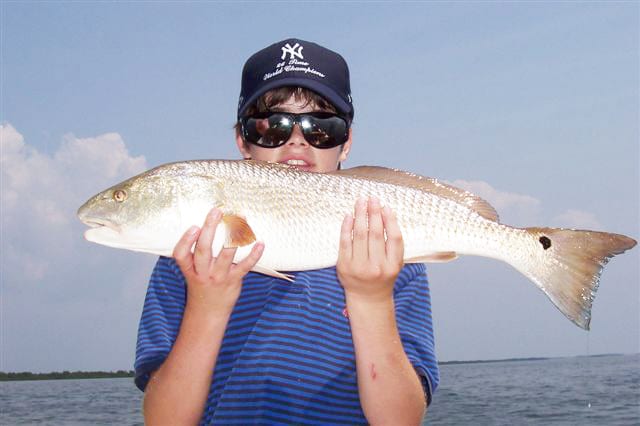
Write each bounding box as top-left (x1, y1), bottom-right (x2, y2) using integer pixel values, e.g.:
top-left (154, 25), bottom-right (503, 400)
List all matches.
top-left (552, 209), bottom-right (603, 230)
top-left (1, 123), bottom-right (156, 371)
top-left (2, 124), bottom-right (146, 227)
top-left (55, 131), bottom-right (147, 182)
top-left (449, 179), bottom-right (541, 226)
top-left (1, 123), bottom-right (148, 285)
top-left (448, 179), bottom-right (607, 232)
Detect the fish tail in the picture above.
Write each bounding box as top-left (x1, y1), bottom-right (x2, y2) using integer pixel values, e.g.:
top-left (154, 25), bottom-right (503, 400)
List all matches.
top-left (521, 227), bottom-right (636, 330)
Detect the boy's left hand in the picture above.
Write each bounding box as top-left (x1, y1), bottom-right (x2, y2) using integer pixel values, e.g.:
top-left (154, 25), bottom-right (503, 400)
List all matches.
top-left (336, 197), bottom-right (404, 302)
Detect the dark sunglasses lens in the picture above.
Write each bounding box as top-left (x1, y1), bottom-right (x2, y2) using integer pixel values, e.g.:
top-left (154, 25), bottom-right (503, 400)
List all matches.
top-left (244, 113), bottom-right (348, 148)
top-left (301, 115), bottom-right (348, 148)
top-left (244, 115), bottom-right (293, 147)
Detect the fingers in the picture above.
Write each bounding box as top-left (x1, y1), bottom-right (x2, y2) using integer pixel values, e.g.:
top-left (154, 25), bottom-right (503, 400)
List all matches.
top-left (173, 225), bottom-right (200, 279)
top-left (336, 197), bottom-right (405, 299)
top-left (209, 246), bottom-right (237, 275)
top-left (367, 197), bottom-right (386, 263)
top-left (339, 213), bottom-right (354, 262)
top-left (341, 196), bottom-right (403, 262)
top-left (234, 242), bottom-right (265, 275)
top-left (172, 208), bottom-right (266, 300)
top-left (194, 209), bottom-right (222, 273)
top-left (382, 205), bottom-right (404, 262)
top-left (352, 197), bottom-right (369, 257)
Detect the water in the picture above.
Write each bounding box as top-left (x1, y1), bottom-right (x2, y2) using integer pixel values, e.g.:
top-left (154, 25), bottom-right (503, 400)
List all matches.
top-left (1, 354), bottom-right (638, 425)
top-left (0, 378), bottom-right (143, 425)
top-left (427, 354), bottom-right (640, 425)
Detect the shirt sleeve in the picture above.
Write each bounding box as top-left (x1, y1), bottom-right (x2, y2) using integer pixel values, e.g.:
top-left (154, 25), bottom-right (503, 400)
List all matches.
top-left (394, 263), bottom-right (439, 405)
top-left (134, 256), bottom-right (187, 391)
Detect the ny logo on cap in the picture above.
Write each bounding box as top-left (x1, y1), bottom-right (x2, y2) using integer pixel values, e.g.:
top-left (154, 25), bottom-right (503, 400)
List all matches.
top-left (281, 43), bottom-right (304, 61)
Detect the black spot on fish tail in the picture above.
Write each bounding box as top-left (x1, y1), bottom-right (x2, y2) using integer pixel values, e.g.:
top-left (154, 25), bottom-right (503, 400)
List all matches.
top-left (523, 227), bottom-right (636, 329)
top-left (539, 236), bottom-right (552, 250)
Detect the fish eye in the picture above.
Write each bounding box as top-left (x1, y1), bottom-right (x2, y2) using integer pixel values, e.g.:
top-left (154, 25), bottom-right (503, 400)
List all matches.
top-left (113, 189), bottom-right (127, 203)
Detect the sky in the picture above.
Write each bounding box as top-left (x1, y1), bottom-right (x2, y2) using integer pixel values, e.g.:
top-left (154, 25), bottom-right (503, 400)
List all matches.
top-left (1, 1), bottom-right (638, 377)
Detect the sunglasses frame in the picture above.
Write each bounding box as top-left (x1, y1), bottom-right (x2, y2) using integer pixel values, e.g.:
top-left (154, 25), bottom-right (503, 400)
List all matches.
top-left (240, 111), bottom-right (351, 149)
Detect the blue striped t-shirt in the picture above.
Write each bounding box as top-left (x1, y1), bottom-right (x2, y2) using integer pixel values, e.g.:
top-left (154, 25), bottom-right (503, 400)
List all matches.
top-left (135, 257), bottom-right (439, 425)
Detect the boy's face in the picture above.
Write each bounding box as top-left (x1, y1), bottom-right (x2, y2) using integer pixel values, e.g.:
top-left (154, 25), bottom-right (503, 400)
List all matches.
top-left (236, 96), bottom-right (352, 173)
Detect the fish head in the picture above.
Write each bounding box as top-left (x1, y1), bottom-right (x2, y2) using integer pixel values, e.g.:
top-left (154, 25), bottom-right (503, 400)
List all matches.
top-left (77, 168), bottom-right (187, 255)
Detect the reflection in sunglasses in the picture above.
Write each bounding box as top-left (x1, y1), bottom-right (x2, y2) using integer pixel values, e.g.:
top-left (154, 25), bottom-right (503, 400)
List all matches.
top-left (242, 112), bottom-right (349, 149)
top-left (255, 119), bottom-right (269, 134)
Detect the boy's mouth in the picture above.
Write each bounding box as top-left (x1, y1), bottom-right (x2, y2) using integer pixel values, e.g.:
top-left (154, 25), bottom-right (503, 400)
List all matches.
top-left (279, 157), bottom-right (314, 170)
top-left (284, 159), bottom-right (309, 166)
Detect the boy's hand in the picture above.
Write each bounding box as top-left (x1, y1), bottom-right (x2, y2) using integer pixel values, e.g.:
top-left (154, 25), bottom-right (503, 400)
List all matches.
top-left (337, 197), bottom-right (404, 302)
top-left (173, 208), bottom-right (264, 316)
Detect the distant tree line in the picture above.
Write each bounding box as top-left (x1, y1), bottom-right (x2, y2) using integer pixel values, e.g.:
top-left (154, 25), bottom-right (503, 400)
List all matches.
top-left (0, 370), bottom-right (135, 381)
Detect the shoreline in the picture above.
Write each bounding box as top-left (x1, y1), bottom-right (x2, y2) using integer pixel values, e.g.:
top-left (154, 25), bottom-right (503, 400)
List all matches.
top-left (0, 370), bottom-right (135, 382)
top-left (439, 352), bottom-right (626, 366)
top-left (1, 353), bottom-right (631, 382)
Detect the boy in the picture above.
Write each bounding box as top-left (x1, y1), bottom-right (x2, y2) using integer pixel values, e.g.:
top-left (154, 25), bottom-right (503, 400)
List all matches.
top-left (135, 38), bottom-right (439, 425)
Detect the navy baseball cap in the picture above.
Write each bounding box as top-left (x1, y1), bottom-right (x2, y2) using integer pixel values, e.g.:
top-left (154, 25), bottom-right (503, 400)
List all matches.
top-left (237, 38), bottom-right (354, 121)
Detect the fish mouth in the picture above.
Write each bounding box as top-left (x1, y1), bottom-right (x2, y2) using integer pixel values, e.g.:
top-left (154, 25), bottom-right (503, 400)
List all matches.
top-left (83, 218), bottom-right (109, 228)
top-left (79, 216), bottom-right (122, 233)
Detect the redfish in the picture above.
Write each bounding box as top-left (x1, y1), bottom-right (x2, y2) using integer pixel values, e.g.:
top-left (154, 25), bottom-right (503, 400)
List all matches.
top-left (77, 160), bottom-right (636, 329)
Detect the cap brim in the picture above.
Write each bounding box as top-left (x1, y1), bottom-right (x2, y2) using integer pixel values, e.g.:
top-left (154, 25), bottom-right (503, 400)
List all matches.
top-left (238, 77), bottom-right (352, 119)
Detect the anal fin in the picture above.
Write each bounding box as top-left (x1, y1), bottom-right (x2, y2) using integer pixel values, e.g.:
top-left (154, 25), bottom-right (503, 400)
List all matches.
top-left (252, 265), bottom-right (295, 282)
top-left (405, 252), bottom-right (458, 263)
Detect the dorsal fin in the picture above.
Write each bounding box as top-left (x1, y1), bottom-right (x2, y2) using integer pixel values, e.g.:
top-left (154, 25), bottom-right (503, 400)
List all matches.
top-left (333, 166), bottom-right (499, 222)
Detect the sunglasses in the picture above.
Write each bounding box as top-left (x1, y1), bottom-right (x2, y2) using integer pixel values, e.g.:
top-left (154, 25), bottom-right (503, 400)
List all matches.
top-left (241, 112), bottom-right (350, 149)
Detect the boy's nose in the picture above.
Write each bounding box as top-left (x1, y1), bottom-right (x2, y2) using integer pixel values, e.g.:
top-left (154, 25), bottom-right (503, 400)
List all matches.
top-left (286, 124), bottom-right (309, 146)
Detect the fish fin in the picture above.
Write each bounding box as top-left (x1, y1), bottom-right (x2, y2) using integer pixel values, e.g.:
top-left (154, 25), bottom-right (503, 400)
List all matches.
top-left (333, 166), bottom-right (499, 222)
top-left (252, 265), bottom-right (295, 282)
top-left (406, 252), bottom-right (458, 263)
top-left (221, 214), bottom-right (256, 247)
top-left (519, 227), bottom-right (636, 330)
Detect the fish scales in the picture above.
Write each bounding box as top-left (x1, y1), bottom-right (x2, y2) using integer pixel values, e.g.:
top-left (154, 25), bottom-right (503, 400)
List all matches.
top-left (77, 159), bottom-right (636, 329)
top-left (196, 160), bottom-right (523, 270)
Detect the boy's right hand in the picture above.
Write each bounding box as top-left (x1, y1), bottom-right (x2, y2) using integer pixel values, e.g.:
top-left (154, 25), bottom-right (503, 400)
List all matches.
top-left (172, 208), bottom-right (264, 317)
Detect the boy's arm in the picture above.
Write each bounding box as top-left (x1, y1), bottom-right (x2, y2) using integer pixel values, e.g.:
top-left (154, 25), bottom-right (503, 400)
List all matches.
top-left (337, 197), bottom-right (426, 426)
top-left (143, 209), bottom-right (264, 425)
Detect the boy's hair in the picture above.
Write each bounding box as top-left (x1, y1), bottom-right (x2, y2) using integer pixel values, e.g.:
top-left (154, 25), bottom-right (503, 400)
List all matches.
top-left (235, 87), bottom-right (339, 134)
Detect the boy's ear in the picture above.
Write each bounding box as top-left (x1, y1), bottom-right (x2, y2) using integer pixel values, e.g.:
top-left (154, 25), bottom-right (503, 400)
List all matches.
top-left (235, 128), bottom-right (252, 159)
top-left (338, 128), bottom-right (353, 163)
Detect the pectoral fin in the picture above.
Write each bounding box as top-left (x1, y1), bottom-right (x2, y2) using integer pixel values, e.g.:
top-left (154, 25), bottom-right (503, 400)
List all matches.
top-left (222, 214), bottom-right (256, 247)
top-left (405, 252), bottom-right (458, 263)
